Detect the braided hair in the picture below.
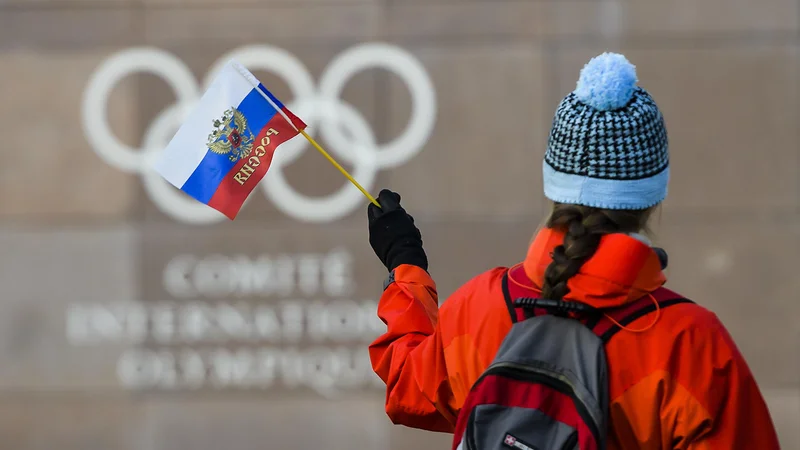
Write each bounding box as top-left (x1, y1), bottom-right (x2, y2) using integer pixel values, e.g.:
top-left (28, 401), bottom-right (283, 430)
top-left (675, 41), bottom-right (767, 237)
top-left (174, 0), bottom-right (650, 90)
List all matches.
top-left (540, 203), bottom-right (657, 301)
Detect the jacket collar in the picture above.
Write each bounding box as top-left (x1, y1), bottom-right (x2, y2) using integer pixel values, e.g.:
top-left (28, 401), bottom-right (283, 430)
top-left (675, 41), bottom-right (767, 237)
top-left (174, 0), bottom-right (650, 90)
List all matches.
top-left (520, 227), bottom-right (667, 308)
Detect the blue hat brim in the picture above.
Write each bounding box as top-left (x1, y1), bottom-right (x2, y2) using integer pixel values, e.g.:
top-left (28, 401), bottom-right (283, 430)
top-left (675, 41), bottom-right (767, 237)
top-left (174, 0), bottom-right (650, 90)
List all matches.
top-left (542, 162), bottom-right (669, 210)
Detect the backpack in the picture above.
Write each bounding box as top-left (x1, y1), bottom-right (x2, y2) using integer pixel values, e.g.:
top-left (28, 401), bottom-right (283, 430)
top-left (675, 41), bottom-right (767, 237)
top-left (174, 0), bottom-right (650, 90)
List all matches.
top-left (451, 265), bottom-right (694, 450)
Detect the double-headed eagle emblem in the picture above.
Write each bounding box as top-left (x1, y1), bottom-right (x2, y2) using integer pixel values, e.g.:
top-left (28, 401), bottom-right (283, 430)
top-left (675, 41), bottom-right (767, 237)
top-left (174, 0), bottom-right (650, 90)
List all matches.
top-left (207, 107), bottom-right (255, 162)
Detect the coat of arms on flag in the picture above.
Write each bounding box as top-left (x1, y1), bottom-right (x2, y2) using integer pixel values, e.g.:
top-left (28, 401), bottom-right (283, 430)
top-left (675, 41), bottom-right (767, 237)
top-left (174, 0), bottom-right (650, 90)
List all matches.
top-left (207, 107), bottom-right (255, 163)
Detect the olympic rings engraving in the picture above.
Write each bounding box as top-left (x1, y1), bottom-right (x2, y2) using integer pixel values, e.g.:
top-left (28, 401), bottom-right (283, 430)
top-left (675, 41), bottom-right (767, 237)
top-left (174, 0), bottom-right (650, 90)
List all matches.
top-left (82, 43), bottom-right (437, 224)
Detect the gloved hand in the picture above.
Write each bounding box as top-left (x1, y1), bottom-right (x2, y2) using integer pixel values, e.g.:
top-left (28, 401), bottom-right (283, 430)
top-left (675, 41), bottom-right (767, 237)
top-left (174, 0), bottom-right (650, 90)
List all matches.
top-left (367, 189), bottom-right (428, 272)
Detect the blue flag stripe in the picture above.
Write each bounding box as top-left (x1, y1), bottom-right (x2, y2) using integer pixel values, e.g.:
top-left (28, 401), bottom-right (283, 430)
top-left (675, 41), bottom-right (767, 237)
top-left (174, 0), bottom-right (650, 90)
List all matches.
top-left (180, 88), bottom-right (280, 204)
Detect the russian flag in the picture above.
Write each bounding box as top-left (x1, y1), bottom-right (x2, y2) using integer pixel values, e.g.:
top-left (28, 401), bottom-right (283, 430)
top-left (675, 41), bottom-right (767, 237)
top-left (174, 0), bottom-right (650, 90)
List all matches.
top-left (153, 60), bottom-right (306, 220)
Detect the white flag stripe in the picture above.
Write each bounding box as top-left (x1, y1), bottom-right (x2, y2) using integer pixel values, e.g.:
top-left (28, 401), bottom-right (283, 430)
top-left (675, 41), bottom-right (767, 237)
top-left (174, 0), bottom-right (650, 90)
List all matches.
top-left (153, 61), bottom-right (253, 188)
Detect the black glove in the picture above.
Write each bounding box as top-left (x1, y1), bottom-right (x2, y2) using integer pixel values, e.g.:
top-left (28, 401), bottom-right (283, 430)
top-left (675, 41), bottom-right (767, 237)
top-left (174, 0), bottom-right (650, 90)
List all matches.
top-left (367, 189), bottom-right (428, 272)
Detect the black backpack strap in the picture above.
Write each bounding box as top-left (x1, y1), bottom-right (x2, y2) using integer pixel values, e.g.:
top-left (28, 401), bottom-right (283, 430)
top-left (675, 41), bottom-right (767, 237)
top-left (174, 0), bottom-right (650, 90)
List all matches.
top-left (502, 265), bottom-right (547, 323)
top-left (591, 289), bottom-right (695, 343)
top-left (501, 271), bottom-right (520, 323)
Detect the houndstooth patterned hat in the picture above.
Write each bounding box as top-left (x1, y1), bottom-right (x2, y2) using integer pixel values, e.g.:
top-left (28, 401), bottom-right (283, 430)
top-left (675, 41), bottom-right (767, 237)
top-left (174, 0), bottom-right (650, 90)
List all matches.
top-left (543, 53), bottom-right (669, 210)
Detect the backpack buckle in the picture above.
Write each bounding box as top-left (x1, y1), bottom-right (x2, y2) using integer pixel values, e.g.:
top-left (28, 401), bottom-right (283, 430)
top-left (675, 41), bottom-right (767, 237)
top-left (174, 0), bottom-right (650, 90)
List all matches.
top-left (514, 297), bottom-right (598, 318)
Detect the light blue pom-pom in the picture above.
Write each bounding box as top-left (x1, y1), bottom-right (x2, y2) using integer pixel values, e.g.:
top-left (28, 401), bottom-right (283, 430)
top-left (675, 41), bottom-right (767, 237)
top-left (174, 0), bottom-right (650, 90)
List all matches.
top-left (574, 52), bottom-right (638, 111)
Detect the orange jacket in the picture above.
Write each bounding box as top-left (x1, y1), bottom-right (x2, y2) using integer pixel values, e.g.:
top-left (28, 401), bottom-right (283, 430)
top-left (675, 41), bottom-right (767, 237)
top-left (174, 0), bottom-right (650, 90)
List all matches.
top-left (369, 228), bottom-right (781, 449)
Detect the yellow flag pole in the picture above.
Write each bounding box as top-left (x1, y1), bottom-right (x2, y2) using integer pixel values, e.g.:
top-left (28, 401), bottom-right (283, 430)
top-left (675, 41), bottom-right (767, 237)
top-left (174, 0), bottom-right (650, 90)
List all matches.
top-left (231, 64), bottom-right (379, 208)
top-left (298, 129), bottom-right (381, 208)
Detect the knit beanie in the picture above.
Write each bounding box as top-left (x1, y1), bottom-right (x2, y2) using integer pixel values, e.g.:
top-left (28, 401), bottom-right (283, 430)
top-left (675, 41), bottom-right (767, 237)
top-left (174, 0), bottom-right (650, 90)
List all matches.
top-left (543, 53), bottom-right (669, 210)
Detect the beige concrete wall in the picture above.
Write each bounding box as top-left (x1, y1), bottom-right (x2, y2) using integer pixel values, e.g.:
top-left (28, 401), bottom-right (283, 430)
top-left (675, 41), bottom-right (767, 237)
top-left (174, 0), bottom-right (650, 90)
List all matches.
top-left (0, 0), bottom-right (797, 448)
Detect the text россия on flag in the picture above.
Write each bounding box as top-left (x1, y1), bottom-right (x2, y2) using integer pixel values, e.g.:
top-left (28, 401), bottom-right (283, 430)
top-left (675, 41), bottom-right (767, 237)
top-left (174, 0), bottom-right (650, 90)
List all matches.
top-left (153, 60), bottom-right (306, 220)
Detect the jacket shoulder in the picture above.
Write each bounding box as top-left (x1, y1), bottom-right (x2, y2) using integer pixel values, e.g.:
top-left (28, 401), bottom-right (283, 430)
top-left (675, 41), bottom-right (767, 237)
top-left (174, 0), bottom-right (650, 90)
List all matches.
top-left (607, 291), bottom-right (745, 395)
top-left (437, 266), bottom-right (512, 341)
top-left (607, 293), bottom-right (777, 448)
top-left (656, 292), bottom-right (727, 335)
top-left (439, 266), bottom-right (508, 305)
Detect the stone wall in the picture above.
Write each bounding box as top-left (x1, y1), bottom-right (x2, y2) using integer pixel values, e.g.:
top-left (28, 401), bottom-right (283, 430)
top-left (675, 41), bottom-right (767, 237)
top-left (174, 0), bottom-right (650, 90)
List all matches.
top-left (0, 0), bottom-right (797, 449)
